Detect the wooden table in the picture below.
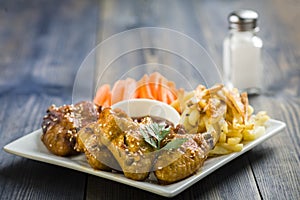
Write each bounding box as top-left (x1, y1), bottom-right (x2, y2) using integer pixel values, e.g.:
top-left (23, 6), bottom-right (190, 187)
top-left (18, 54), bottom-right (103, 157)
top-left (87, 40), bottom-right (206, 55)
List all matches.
top-left (1, 0), bottom-right (299, 199)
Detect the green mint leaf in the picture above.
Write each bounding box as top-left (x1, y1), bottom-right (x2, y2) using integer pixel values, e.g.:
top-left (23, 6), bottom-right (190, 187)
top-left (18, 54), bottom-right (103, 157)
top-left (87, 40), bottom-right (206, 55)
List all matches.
top-left (140, 122), bottom-right (171, 150)
top-left (161, 138), bottom-right (188, 151)
top-left (140, 127), bottom-right (157, 148)
top-left (159, 127), bottom-right (171, 141)
top-left (145, 124), bottom-right (158, 140)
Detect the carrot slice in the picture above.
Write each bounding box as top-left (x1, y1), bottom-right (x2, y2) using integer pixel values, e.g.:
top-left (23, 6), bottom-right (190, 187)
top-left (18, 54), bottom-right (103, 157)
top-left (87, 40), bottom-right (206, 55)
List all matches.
top-left (149, 72), bottom-right (161, 99)
top-left (95, 72), bottom-right (180, 105)
top-left (102, 91), bottom-right (112, 107)
top-left (167, 81), bottom-right (177, 95)
top-left (135, 76), bottom-right (144, 98)
top-left (94, 84), bottom-right (110, 106)
top-left (123, 78), bottom-right (137, 100)
top-left (137, 75), bottom-right (154, 99)
top-left (111, 80), bottom-right (125, 104)
top-left (159, 76), bottom-right (168, 103)
top-left (165, 89), bottom-right (175, 104)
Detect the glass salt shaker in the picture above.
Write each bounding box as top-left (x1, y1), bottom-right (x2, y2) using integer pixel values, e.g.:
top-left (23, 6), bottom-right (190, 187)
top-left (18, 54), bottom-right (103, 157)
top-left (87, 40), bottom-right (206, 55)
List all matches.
top-left (223, 10), bottom-right (263, 95)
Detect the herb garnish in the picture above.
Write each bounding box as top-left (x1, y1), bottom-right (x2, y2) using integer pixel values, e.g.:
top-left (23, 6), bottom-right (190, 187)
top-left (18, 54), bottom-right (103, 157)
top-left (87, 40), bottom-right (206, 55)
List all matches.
top-left (140, 123), bottom-right (188, 150)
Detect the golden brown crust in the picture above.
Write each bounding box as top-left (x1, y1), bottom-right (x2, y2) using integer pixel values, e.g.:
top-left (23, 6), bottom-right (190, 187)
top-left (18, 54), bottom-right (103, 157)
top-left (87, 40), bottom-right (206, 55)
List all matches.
top-left (154, 134), bottom-right (210, 184)
top-left (41, 104), bottom-right (78, 156)
top-left (97, 108), bottom-right (155, 181)
top-left (41, 101), bottom-right (100, 156)
top-left (77, 122), bottom-right (118, 171)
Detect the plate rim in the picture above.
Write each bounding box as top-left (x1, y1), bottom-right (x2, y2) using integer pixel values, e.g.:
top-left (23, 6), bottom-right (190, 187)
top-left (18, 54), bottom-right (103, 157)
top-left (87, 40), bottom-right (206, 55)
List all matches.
top-left (3, 119), bottom-right (286, 197)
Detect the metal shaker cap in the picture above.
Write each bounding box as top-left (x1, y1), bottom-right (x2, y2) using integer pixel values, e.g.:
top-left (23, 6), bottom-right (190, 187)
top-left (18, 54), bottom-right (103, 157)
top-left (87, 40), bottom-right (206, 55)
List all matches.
top-left (228, 10), bottom-right (259, 31)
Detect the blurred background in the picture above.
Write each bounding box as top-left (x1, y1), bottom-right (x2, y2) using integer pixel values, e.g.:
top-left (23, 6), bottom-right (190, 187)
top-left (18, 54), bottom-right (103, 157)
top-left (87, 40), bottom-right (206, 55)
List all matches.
top-left (1, 0), bottom-right (298, 103)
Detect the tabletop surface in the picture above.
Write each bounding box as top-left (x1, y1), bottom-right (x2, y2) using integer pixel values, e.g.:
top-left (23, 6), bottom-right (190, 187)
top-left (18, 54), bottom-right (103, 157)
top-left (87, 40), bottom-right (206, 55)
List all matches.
top-left (0, 0), bottom-right (299, 199)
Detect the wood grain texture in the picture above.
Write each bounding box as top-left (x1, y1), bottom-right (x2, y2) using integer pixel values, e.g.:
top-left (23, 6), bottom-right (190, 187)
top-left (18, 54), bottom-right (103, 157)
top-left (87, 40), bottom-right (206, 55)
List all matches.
top-left (0, 0), bottom-right (299, 199)
top-left (91, 0), bottom-right (300, 199)
top-left (0, 0), bottom-right (98, 199)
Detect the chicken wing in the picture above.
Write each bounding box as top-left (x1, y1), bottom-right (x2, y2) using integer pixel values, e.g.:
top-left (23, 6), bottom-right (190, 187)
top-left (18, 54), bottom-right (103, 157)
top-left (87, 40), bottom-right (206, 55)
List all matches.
top-left (41, 101), bottom-right (100, 156)
top-left (97, 108), bottom-right (155, 181)
top-left (154, 131), bottom-right (214, 184)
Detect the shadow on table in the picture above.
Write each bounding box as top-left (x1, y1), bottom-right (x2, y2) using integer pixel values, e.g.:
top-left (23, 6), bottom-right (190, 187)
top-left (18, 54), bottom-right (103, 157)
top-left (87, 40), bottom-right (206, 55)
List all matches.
top-left (85, 148), bottom-right (272, 199)
top-left (0, 146), bottom-right (273, 199)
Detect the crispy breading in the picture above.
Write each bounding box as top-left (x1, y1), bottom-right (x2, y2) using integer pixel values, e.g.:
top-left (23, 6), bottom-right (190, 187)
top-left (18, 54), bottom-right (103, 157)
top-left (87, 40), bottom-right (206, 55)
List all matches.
top-left (154, 133), bottom-right (211, 184)
top-left (77, 122), bottom-right (119, 171)
top-left (98, 108), bottom-right (155, 181)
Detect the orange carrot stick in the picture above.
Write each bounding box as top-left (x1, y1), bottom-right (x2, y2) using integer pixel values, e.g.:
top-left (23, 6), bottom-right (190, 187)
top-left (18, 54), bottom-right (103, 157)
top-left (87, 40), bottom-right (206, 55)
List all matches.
top-left (166, 89), bottom-right (176, 104)
top-left (102, 91), bottom-right (112, 107)
top-left (123, 78), bottom-right (137, 100)
top-left (111, 80), bottom-right (125, 104)
top-left (167, 81), bottom-right (177, 95)
top-left (149, 72), bottom-right (161, 99)
top-left (94, 84), bottom-right (110, 106)
top-left (137, 75), bottom-right (154, 99)
top-left (160, 77), bottom-right (168, 103)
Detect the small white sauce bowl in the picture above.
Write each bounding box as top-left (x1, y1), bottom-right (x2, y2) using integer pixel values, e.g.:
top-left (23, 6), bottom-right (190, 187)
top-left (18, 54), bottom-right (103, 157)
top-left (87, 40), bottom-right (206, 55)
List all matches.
top-left (111, 98), bottom-right (180, 125)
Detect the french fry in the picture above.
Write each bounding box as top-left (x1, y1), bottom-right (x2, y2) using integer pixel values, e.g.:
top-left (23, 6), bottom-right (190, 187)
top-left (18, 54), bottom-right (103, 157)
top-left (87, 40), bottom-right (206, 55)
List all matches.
top-left (177, 84), bottom-right (270, 156)
top-left (227, 137), bottom-right (242, 145)
top-left (219, 143), bottom-right (243, 152)
top-left (226, 130), bottom-right (243, 138)
top-left (209, 145), bottom-right (232, 155)
top-left (219, 132), bottom-right (227, 143)
top-left (243, 126), bottom-right (265, 141)
top-left (188, 109), bottom-right (200, 126)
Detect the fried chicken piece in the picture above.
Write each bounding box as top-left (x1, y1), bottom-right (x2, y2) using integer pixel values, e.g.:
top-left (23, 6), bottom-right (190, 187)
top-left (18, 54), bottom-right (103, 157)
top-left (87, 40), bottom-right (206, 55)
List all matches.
top-left (97, 108), bottom-right (155, 181)
top-left (41, 104), bottom-right (77, 156)
top-left (154, 131), bottom-right (214, 184)
top-left (73, 101), bottom-right (101, 129)
top-left (77, 122), bottom-right (120, 171)
top-left (41, 101), bottom-right (100, 156)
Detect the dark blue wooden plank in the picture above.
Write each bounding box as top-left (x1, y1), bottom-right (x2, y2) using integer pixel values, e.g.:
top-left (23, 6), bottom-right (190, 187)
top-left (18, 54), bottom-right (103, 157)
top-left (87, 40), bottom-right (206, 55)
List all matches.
top-left (89, 0), bottom-right (300, 199)
top-left (0, 0), bottom-right (99, 199)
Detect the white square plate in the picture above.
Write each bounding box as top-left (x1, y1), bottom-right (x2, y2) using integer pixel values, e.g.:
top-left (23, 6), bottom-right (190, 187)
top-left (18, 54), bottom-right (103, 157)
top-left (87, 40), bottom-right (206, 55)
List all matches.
top-left (4, 119), bottom-right (285, 197)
